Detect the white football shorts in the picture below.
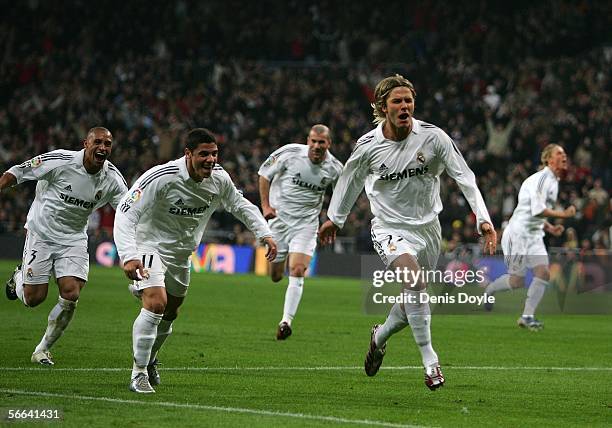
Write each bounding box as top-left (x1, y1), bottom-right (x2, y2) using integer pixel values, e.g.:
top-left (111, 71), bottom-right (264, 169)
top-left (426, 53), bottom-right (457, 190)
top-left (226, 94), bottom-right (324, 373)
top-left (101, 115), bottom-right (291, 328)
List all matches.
top-left (21, 230), bottom-right (89, 285)
top-left (129, 250), bottom-right (191, 297)
top-left (501, 226), bottom-right (549, 276)
top-left (269, 216), bottom-right (317, 263)
top-left (370, 218), bottom-right (441, 269)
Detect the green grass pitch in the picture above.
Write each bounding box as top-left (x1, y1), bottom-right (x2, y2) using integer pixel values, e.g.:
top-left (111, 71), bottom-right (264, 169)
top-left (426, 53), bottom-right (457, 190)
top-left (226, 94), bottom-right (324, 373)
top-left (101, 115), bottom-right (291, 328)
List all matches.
top-left (0, 260), bottom-right (610, 427)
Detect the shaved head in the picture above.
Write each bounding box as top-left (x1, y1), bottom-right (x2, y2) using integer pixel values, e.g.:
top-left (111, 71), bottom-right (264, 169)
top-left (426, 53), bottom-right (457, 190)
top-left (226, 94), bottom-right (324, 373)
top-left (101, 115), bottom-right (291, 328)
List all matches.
top-left (310, 124), bottom-right (331, 141)
top-left (87, 127), bottom-right (112, 139)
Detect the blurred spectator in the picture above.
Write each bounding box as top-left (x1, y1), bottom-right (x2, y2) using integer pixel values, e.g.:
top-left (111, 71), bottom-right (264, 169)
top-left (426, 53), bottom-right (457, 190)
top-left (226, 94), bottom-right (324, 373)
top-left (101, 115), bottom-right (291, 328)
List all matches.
top-left (0, 0), bottom-right (609, 253)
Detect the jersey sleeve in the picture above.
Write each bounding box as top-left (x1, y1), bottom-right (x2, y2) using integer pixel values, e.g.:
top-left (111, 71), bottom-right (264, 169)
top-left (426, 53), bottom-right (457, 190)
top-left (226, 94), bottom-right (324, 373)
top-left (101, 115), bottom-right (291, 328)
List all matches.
top-left (113, 167), bottom-right (173, 263)
top-left (327, 141), bottom-right (369, 229)
top-left (107, 163), bottom-right (129, 210)
top-left (7, 150), bottom-right (74, 184)
top-left (257, 144), bottom-right (299, 180)
top-left (436, 131), bottom-right (492, 233)
top-left (329, 159), bottom-right (344, 191)
top-left (219, 170), bottom-right (272, 240)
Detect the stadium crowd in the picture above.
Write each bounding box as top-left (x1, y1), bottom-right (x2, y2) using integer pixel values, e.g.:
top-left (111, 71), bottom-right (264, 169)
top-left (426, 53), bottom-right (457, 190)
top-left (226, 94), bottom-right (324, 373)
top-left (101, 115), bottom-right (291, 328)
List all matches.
top-left (0, 0), bottom-right (610, 253)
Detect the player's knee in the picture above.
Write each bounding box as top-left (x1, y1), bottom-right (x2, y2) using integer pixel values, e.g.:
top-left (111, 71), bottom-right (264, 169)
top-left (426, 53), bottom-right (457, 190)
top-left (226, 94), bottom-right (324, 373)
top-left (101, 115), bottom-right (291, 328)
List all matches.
top-left (289, 264), bottom-right (307, 277)
top-left (271, 271), bottom-right (284, 282)
top-left (535, 269), bottom-right (550, 282)
top-left (23, 285), bottom-right (48, 307)
top-left (58, 278), bottom-right (85, 302)
top-left (25, 295), bottom-right (45, 307)
top-left (24, 293), bottom-right (45, 307)
top-left (148, 301), bottom-right (166, 314)
top-left (145, 295), bottom-right (167, 314)
top-left (59, 288), bottom-right (80, 302)
top-left (163, 308), bottom-right (179, 321)
top-left (509, 276), bottom-right (524, 289)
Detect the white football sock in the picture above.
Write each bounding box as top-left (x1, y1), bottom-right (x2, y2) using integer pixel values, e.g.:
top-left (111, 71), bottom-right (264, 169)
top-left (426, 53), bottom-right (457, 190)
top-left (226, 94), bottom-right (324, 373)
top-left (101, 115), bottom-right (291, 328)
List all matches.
top-left (132, 308), bottom-right (162, 379)
top-left (522, 277), bottom-right (548, 317)
top-left (150, 319), bottom-right (173, 364)
top-left (281, 276), bottom-right (304, 326)
top-left (403, 290), bottom-right (438, 367)
top-left (374, 302), bottom-right (408, 348)
top-left (34, 297), bottom-right (77, 353)
top-left (485, 274), bottom-right (512, 295)
top-left (14, 268), bottom-right (28, 306)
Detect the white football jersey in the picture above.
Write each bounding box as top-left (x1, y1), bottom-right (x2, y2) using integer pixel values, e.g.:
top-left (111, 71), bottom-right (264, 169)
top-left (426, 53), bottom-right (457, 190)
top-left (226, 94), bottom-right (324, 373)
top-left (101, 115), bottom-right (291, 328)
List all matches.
top-left (258, 144), bottom-right (343, 228)
top-left (7, 149), bottom-right (128, 246)
top-left (328, 119), bottom-right (492, 232)
top-left (507, 166), bottom-right (559, 237)
top-left (114, 157), bottom-right (272, 267)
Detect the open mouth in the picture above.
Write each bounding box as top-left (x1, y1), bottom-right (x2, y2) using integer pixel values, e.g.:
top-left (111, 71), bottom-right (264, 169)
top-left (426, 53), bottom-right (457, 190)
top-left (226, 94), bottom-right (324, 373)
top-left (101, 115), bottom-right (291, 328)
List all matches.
top-left (398, 113), bottom-right (410, 120)
top-left (94, 151), bottom-right (107, 162)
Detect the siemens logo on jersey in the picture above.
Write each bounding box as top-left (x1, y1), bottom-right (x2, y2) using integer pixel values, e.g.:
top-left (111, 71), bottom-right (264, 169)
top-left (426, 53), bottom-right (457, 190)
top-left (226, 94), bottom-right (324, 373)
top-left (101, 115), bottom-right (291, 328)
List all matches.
top-left (59, 192), bottom-right (95, 209)
top-left (291, 174), bottom-right (325, 192)
top-left (380, 166), bottom-right (429, 181)
top-left (168, 206), bottom-right (209, 216)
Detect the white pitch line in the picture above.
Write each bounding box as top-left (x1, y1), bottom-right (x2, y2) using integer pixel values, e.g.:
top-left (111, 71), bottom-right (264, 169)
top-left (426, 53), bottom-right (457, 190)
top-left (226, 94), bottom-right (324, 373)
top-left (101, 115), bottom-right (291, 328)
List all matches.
top-left (0, 388), bottom-right (427, 428)
top-left (0, 365), bottom-right (611, 372)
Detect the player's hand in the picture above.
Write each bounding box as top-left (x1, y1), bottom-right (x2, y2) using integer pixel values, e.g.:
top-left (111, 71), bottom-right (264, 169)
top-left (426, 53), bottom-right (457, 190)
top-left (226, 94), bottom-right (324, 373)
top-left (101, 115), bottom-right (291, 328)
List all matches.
top-left (123, 259), bottom-right (148, 281)
top-left (318, 220), bottom-right (339, 246)
top-left (262, 237), bottom-right (277, 261)
top-left (549, 224), bottom-right (565, 237)
top-left (563, 205), bottom-right (576, 218)
top-left (262, 205), bottom-right (277, 220)
top-left (480, 222), bottom-right (497, 255)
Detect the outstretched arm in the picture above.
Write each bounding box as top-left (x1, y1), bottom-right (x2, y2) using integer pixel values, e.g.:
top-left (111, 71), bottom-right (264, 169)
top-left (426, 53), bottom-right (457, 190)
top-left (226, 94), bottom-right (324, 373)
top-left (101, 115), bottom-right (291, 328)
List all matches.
top-left (222, 172), bottom-right (276, 260)
top-left (324, 142), bottom-right (370, 238)
top-left (0, 172), bottom-right (17, 192)
top-left (437, 132), bottom-right (497, 254)
top-left (438, 132), bottom-right (493, 235)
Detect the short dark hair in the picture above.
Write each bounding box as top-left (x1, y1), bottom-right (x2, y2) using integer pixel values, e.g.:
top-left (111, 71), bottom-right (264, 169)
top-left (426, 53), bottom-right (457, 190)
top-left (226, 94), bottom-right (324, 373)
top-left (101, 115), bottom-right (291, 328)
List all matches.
top-left (185, 128), bottom-right (216, 151)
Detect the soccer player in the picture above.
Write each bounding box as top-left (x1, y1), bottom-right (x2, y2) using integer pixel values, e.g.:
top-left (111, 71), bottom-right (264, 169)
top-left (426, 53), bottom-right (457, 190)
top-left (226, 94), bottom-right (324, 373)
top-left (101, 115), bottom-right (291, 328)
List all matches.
top-left (258, 124), bottom-right (343, 340)
top-left (2, 127), bottom-right (128, 365)
top-left (318, 74), bottom-right (497, 390)
top-left (484, 144), bottom-right (575, 330)
top-left (114, 128), bottom-right (277, 394)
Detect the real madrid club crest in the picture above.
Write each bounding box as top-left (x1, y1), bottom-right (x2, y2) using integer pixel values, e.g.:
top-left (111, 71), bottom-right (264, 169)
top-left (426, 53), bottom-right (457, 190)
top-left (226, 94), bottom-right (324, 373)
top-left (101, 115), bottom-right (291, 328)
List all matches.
top-left (417, 151), bottom-right (426, 164)
top-left (263, 155), bottom-right (277, 167)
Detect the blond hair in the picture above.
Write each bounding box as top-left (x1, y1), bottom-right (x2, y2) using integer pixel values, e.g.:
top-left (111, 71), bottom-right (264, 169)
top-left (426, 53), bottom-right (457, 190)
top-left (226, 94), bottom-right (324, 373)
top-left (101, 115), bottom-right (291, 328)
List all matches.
top-left (371, 74), bottom-right (416, 124)
top-left (541, 143), bottom-right (562, 166)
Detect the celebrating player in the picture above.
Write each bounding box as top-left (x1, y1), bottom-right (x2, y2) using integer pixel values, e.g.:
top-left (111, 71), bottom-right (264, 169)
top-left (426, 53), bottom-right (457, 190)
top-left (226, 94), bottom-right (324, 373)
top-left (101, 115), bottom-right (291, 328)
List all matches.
top-left (114, 128), bottom-right (277, 394)
top-left (2, 127), bottom-right (128, 365)
top-left (484, 144), bottom-right (575, 329)
top-left (318, 74), bottom-right (497, 390)
top-left (258, 124), bottom-right (343, 340)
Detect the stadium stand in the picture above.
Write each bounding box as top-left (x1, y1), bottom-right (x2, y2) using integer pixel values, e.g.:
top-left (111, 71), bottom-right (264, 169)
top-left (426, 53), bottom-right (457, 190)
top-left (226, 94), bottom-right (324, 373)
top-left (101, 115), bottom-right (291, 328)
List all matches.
top-left (0, 0), bottom-right (609, 253)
